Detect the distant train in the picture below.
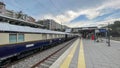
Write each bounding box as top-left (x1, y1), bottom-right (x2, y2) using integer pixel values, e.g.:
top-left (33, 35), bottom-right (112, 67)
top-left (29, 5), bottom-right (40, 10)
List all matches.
top-left (0, 22), bottom-right (77, 66)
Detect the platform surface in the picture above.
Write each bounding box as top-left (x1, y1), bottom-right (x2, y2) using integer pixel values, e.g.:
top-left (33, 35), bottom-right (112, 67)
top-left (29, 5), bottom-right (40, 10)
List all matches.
top-left (50, 38), bottom-right (120, 68)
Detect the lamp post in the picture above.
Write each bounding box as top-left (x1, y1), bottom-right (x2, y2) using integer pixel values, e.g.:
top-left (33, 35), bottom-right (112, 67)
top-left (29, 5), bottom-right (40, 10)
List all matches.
top-left (107, 23), bottom-right (111, 46)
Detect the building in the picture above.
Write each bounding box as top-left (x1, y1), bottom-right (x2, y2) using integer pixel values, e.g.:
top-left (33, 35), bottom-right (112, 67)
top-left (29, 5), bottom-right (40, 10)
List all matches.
top-left (0, 2), bottom-right (6, 15)
top-left (62, 25), bottom-right (70, 31)
top-left (36, 19), bottom-right (60, 30)
top-left (4, 10), bottom-right (15, 17)
top-left (4, 10), bottom-right (36, 23)
top-left (36, 19), bottom-right (70, 31)
top-left (0, 2), bottom-right (35, 23)
top-left (26, 16), bottom-right (35, 23)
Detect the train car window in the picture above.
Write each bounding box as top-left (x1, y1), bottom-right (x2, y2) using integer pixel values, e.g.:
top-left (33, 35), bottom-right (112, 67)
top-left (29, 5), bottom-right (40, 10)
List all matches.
top-left (18, 34), bottom-right (24, 42)
top-left (9, 34), bottom-right (17, 43)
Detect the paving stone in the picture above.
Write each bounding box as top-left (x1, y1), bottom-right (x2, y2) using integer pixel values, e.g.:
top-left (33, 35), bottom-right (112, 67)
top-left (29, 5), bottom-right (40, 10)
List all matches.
top-left (83, 39), bottom-right (120, 68)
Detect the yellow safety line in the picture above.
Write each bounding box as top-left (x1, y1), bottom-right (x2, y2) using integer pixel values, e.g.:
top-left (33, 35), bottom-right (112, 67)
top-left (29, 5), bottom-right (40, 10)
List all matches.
top-left (60, 39), bottom-right (79, 68)
top-left (78, 39), bottom-right (86, 68)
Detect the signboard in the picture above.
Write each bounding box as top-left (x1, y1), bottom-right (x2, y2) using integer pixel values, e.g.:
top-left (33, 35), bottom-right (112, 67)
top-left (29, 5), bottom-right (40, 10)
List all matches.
top-left (99, 29), bottom-right (107, 32)
top-left (26, 44), bottom-right (34, 48)
top-left (95, 29), bottom-right (99, 33)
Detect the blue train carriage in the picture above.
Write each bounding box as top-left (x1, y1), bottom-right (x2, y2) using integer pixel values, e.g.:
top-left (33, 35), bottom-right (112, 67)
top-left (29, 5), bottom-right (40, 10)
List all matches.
top-left (0, 22), bottom-right (76, 66)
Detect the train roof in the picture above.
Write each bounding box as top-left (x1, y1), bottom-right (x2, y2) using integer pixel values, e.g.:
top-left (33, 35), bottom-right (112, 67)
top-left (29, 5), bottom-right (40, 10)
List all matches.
top-left (0, 22), bottom-right (70, 34)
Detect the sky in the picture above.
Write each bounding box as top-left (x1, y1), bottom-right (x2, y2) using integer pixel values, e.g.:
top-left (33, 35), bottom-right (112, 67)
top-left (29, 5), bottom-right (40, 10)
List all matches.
top-left (2, 0), bottom-right (120, 27)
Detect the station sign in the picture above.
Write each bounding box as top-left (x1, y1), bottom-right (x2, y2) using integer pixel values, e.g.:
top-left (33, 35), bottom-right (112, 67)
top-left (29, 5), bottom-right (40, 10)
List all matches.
top-left (99, 29), bottom-right (107, 32)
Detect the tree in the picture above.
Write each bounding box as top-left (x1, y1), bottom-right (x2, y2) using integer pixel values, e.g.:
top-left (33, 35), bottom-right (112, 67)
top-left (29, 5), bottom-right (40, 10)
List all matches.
top-left (108, 21), bottom-right (120, 37)
top-left (17, 11), bottom-right (23, 19)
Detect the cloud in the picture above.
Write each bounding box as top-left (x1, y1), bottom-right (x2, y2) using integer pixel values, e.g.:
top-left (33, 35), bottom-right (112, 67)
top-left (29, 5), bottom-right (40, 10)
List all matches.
top-left (82, 9), bottom-right (100, 19)
top-left (40, 1), bottom-right (118, 20)
top-left (68, 18), bottom-right (120, 28)
top-left (104, 10), bottom-right (120, 20)
top-left (37, 9), bottom-right (100, 23)
top-left (95, 0), bottom-right (120, 16)
top-left (100, 0), bottom-right (120, 9)
top-left (37, 10), bottom-right (81, 24)
top-left (33, 0), bottom-right (120, 27)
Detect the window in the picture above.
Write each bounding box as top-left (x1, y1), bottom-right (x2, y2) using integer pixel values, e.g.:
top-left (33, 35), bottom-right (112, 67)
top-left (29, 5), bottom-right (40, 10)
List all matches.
top-left (18, 34), bottom-right (24, 42)
top-left (9, 33), bottom-right (24, 43)
top-left (9, 34), bottom-right (17, 43)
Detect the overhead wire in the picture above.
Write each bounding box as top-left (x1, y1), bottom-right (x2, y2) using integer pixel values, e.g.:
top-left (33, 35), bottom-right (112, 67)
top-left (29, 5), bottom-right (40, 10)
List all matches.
top-left (4, 0), bottom-right (66, 25)
top-left (49, 0), bottom-right (65, 28)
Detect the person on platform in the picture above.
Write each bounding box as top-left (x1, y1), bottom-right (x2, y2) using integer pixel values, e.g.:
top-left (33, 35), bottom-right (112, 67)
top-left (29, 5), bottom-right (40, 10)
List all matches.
top-left (91, 34), bottom-right (95, 40)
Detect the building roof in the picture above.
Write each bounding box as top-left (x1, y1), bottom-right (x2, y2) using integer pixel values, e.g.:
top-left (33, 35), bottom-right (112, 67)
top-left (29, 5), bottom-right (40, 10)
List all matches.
top-left (0, 22), bottom-right (69, 34)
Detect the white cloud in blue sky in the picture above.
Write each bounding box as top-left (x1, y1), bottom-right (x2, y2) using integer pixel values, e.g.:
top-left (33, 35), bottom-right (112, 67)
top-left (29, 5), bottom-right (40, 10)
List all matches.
top-left (2, 0), bottom-right (120, 27)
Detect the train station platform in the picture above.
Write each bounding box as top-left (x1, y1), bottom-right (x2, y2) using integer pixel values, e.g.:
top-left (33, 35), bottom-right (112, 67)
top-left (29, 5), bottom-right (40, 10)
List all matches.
top-left (50, 38), bottom-right (120, 68)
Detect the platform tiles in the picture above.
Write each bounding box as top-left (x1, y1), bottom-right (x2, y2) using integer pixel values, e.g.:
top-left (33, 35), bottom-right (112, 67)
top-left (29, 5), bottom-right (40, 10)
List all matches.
top-left (50, 38), bottom-right (120, 68)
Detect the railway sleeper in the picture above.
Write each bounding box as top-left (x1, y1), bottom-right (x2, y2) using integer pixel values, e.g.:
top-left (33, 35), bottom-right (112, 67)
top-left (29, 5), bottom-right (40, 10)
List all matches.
top-left (47, 58), bottom-right (56, 62)
top-left (43, 60), bottom-right (53, 65)
top-left (40, 63), bottom-right (50, 68)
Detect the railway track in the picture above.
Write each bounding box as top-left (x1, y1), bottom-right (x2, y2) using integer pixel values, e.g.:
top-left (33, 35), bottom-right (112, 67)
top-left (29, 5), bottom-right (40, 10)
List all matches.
top-left (31, 38), bottom-right (76, 68)
top-left (7, 38), bottom-right (76, 68)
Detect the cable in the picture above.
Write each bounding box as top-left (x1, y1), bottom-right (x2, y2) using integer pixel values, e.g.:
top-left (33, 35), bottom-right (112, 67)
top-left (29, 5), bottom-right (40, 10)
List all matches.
top-left (36, 0), bottom-right (56, 15)
top-left (49, 0), bottom-right (63, 14)
top-left (49, 0), bottom-right (65, 25)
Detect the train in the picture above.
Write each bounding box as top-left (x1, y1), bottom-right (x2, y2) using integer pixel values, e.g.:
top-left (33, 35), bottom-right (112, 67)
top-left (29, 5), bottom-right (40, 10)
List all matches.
top-left (0, 22), bottom-right (77, 66)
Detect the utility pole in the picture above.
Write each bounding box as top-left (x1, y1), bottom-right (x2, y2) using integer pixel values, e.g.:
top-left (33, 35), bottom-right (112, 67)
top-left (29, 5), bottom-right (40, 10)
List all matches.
top-left (49, 20), bottom-right (51, 30)
top-left (61, 22), bottom-right (62, 31)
